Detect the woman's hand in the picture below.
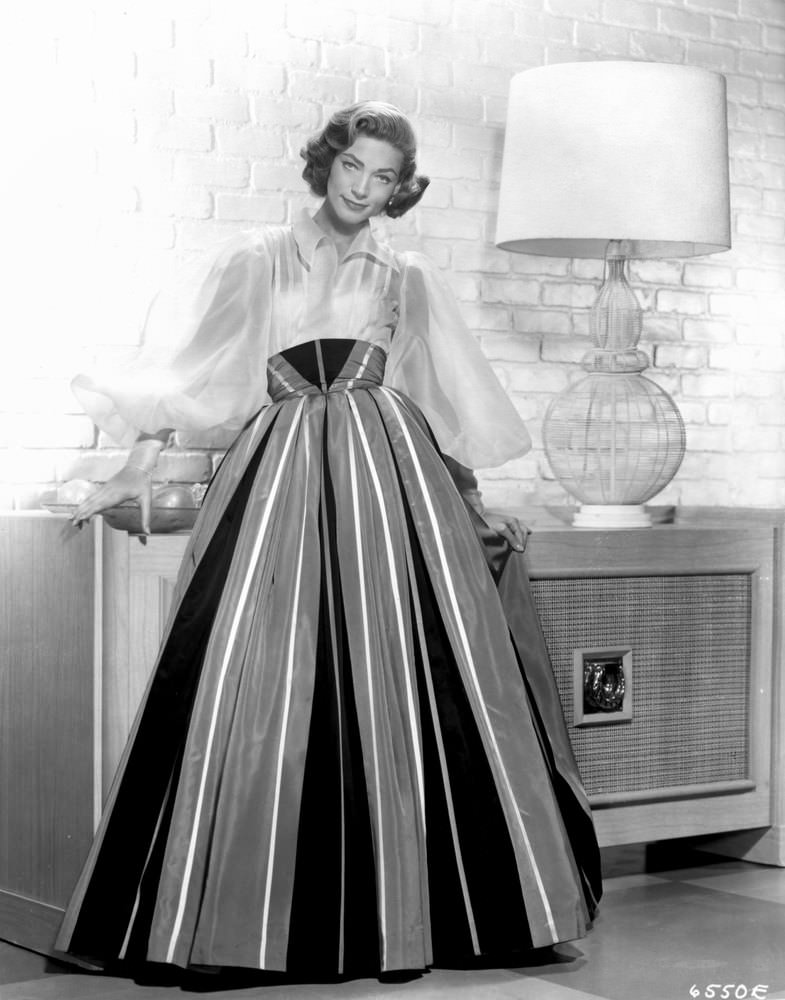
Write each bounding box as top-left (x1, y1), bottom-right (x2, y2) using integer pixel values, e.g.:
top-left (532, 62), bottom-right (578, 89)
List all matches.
top-left (71, 467), bottom-right (154, 533)
top-left (482, 509), bottom-right (530, 552)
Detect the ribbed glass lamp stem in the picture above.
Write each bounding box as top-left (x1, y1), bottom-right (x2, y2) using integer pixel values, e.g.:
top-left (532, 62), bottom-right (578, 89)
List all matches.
top-left (542, 245), bottom-right (687, 524)
top-left (591, 249), bottom-right (642, 354)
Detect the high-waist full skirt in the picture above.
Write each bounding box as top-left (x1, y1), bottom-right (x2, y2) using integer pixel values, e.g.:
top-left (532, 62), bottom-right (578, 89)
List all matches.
top-left (56, 339), bottom-right (601, 976)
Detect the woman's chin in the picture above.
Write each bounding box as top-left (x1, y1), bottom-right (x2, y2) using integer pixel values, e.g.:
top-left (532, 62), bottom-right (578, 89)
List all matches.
top-left (338, 207), bottom-right (370, 225)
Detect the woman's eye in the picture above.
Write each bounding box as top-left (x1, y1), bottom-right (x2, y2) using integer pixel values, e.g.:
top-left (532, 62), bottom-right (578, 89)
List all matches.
top-left (376, 175), bottom-right (392, 185)
top-left (342, 160), bottom-right (356, 171)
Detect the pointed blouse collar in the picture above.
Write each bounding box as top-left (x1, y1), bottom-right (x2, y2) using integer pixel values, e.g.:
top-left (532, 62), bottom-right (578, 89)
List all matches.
top-left (292, 209), bottom-right (396, 269)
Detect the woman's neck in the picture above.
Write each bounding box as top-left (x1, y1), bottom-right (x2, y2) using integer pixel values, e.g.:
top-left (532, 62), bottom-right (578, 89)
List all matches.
top-left (312, 201), bottom-right (366, 253)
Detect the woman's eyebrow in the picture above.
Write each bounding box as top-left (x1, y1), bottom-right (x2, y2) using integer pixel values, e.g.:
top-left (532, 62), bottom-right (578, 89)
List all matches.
top-left (342, 151), bottom-right (399, 177)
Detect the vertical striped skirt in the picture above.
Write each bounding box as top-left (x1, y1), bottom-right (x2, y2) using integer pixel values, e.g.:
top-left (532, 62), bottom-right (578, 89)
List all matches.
top-left (56, 338), bottom-right (601, 976)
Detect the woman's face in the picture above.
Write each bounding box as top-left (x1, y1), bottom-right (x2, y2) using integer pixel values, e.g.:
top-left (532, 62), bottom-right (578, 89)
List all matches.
top-left (323, 134), bottom-right (404, 229)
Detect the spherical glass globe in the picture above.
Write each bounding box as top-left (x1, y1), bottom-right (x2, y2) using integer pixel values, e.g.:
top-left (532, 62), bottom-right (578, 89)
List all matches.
top-left (543, 372), bottom-right (686, 506)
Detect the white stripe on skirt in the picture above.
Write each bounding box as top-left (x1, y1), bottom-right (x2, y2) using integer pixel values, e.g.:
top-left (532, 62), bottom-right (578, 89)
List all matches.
top-left (259, 417), bottom-right (312, 967)
top-left (345, 417), bottom-right (388, 969)
top-left (346, 392), bottom-right (426, 826)
top-left (400, 526), bottom-right (480, 955)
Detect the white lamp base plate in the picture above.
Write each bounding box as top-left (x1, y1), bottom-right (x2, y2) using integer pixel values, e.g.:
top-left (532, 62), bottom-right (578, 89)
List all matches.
top-left (572, 504), bottom-right (652, 528)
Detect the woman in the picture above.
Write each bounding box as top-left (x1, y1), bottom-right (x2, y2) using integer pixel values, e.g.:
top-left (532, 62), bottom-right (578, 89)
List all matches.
top-left (58, 102), bottom-right (601, 979)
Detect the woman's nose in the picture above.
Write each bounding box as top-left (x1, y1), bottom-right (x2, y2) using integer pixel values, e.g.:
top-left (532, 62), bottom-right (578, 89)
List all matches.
top-left (351, 173), bottom-right (370, 198)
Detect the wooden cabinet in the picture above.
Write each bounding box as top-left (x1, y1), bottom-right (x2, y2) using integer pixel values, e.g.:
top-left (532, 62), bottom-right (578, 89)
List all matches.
top-left (0, 514), bottom-right (100, 954)
top-left (0, 516), bottom-right (188, 957)
top-left (517, 512), bottom-right (782, 860)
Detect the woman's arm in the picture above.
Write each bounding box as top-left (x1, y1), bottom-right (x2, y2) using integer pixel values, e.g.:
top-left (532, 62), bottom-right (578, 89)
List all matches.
top-left (388, 252), bottom-right (532, 470)
top-left (441, 454), bottom-right (485, 515)
top-left (442, 454), bottom-right (529, 552)
top-left (70, 430), bottom-right (174, 534)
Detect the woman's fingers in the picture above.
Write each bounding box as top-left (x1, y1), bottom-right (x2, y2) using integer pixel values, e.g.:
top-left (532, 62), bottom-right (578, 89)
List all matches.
top-left (71, 487), bottom-right (117, 525)
top-left (139, 488), bottom-right (153, 535)
top-left (515, 520), bottom-right (532, 552)
top-left (502, 528), bottom-right (522, 551)
top-left (484, 511), bottom-right (531, 552)
top-left (505, 521), bottom-right (526, 552)
top-left (69, 469), bottom-right (152, 527)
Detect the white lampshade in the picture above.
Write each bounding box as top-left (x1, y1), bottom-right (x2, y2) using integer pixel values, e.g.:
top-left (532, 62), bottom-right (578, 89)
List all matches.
top-left (495, 61), bottom-right (731, 259)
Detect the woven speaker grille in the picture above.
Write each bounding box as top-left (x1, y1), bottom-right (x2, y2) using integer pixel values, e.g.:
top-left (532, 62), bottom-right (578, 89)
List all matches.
top-left (530, 574), bottom-right (751, 797)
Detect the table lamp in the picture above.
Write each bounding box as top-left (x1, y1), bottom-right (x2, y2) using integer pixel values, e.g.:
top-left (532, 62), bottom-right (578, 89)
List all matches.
top-left (495, 61), bottom-right (731, 527)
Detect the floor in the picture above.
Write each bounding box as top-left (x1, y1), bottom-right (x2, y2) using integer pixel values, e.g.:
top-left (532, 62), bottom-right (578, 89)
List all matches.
top-left (1, 844), bottom-right (784, 1000)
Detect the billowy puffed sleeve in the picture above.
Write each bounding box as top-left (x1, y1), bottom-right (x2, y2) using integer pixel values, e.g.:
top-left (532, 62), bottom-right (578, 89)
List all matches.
top-left (386, 250), bottom-right (532, 469)
top-left (72, 229), bottom-right (278, 447)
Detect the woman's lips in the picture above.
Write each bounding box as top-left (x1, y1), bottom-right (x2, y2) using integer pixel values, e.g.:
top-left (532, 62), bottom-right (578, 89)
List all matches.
top-left (342, 196), bottom-right (367, 211)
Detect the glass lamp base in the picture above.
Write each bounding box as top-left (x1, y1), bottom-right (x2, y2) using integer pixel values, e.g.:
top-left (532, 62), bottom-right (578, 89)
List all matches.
top-left (572, 504), bottom-right (652, 528)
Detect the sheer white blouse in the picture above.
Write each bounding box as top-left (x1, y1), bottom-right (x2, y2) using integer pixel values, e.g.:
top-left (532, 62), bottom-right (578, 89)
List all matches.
top-left (73, 210), bottom-right (531, 469)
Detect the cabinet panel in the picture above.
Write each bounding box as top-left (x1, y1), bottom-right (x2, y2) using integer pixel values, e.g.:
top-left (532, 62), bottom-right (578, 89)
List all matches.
top-left (0, 514), bottom-right (98, 952)
top-left (101, 526), bottom-right (188, 798)
top-left (524, 524), bottom-right (777, 851)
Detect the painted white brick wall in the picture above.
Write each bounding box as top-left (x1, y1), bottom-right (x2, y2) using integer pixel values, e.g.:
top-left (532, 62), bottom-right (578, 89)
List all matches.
top-left (2, 0), bottom-right (784, 513)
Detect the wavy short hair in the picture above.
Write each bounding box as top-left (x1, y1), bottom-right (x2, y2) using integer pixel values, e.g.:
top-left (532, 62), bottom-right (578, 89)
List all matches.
top-left (300, 102), bottom-right (430, 218)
